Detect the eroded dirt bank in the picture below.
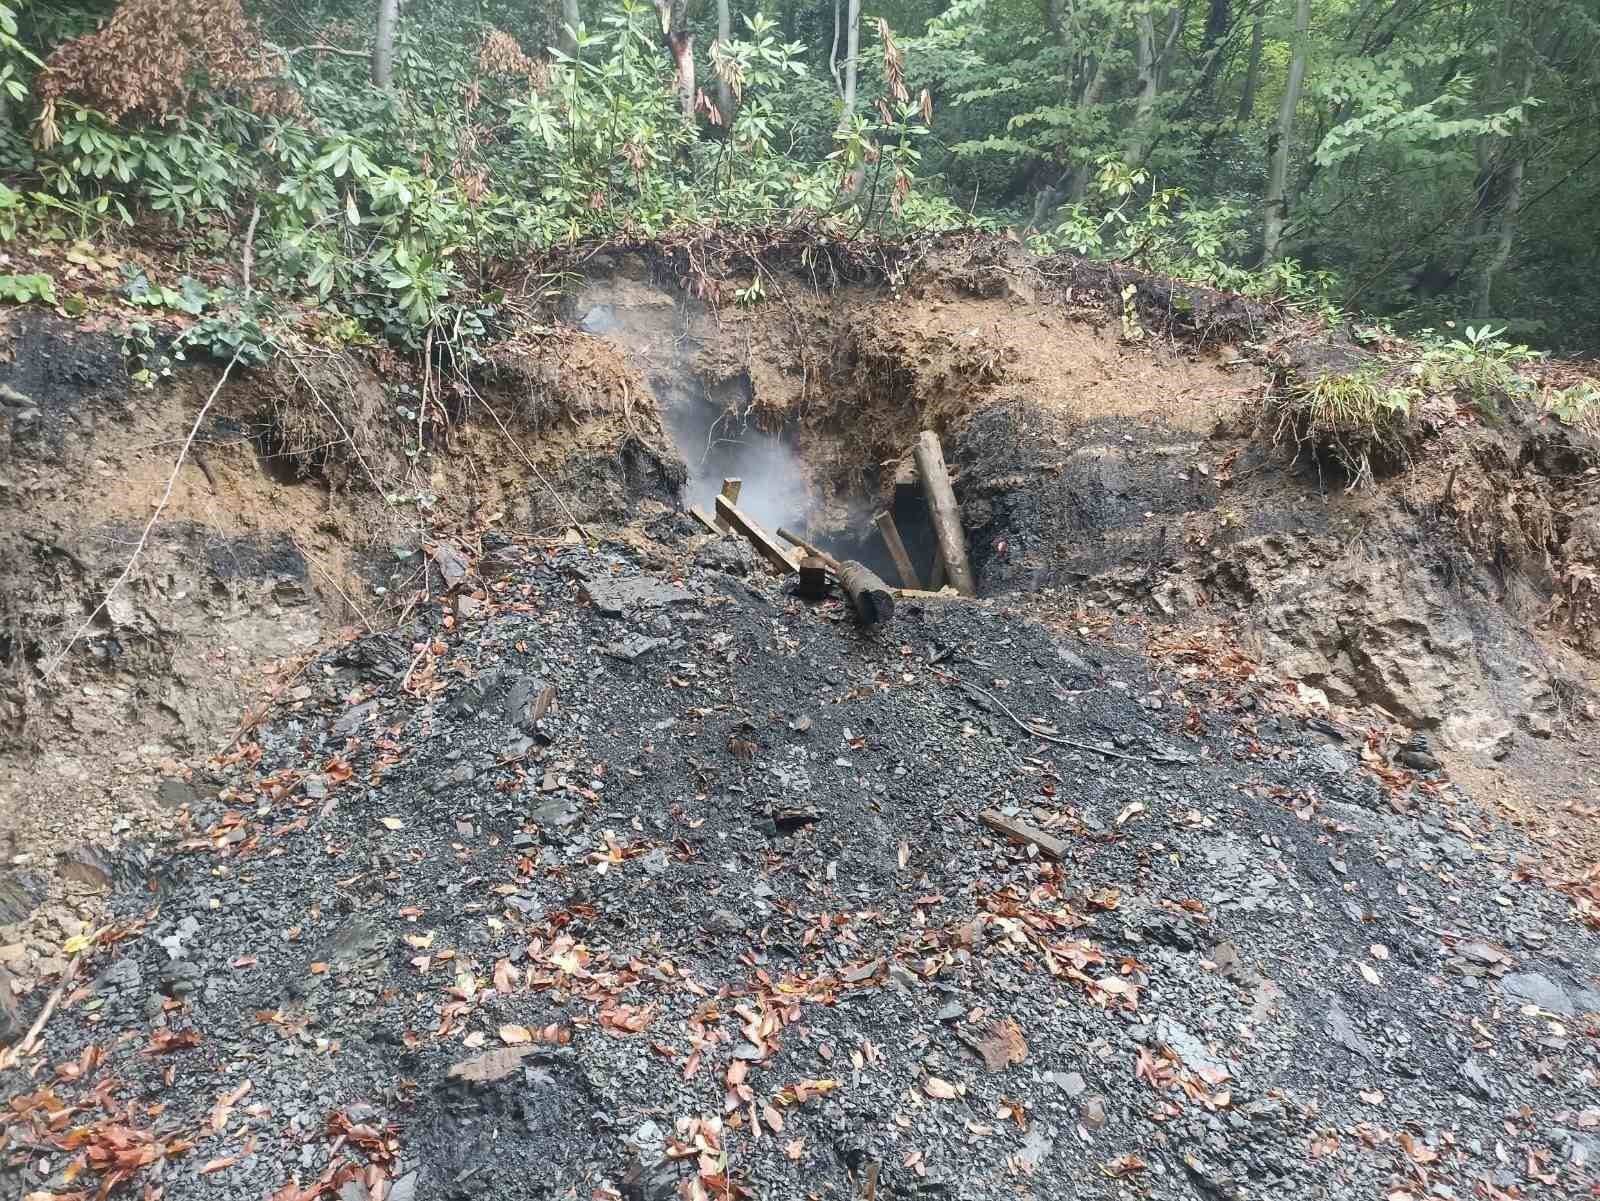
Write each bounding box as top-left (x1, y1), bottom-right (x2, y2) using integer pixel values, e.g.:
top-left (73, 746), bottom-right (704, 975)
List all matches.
top-left (1, 236), bottom-right (1598, 1199)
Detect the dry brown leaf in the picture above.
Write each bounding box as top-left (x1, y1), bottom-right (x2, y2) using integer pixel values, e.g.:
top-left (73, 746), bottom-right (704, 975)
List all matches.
top-left (499, 1024), bottom-right (532, 1045)
top-left (975, 1018), bottom-right (1028, 1073)
top-left (1102, 1154), bottom-right (1147, 1177)
top-left (922, 1077), bottom-right (959, 1100)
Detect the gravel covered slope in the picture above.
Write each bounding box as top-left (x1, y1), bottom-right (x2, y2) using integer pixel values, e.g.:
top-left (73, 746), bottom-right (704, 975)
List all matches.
top-left (4, 532), bottom-right (1598, 1201)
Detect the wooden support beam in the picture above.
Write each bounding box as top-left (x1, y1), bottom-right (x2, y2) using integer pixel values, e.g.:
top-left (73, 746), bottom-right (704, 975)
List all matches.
top-left (873, 511), bottom-right (922, 591)
top-left (894, 587), bottom-right (967, 601)
top-left (929, 546), bottom-right (947, 590)
top-left (776, 526), bottom-right (834, 568)
top-left (913, 431), bottom-right (976, 597)
top-left (835, 560), bottom-right (895, 626)
top-left (979, 810), bottom-right (1067, 860)
top-left (715, 478), bottom-right (742, 533)
top-left (690, 505), bottom-right (721, 534)
top-left (715, 494), bottom-right (798, 574)
top-left (796, 555), bottom-right (830, 600)
top-left (777, 527), bottom-right (894, 626)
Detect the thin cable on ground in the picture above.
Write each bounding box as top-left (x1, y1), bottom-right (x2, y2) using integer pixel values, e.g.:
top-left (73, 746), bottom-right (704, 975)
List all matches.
top-left (40, 349), bottom-right (246, 684)
top-left (958, 677), bottom-right (1146, 763)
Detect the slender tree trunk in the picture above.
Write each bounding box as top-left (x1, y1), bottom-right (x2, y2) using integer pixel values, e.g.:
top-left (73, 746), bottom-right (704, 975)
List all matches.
top-left (1472, 153), bottom-right (1524, 318)
top-left (1236, 0), bottom-right (1266, 121)
top-left (1194, 0), bottom-right (1232, 103)
top-left (829, 0), bottom-right (843, 95)
top-left (714, 0), bottom-right (734, 126)
top-left (1262, 0), bottom-right (1311, 264)
top-left (1126, 5), bottom-right (1185, 166)
top-left (1025, 31), bottom-right (1116, 232)
top-left (558, 0), bottom-right (580, 58)
top-left (840, 0), bottom-right (862, 123)
top-left (373, 0), bottom-right (399, 90)
top-left (655, 0), bottom-right (694, 123)
top-left (1064, 32), bottom-right (1116, 201)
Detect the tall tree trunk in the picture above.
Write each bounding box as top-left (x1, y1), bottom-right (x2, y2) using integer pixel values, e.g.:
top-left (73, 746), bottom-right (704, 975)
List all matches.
top-left (1024, 30), bottom-right (1117, 233)
top-left (714, 0), bottom-right (734, 126)
top-left (839, 0), bottom-right (862, 123)
top-left (373, 0), bottom-right (399, 90)
top-left (558, 0), bottom-right (580, 58)
top-left (655, 0), bottom-right (694, 123)
top-left (1194, 0), bottom-right (1232, 103)
top-left (1261, 0), bottom-right (1311, 264)
top-left (1126, 4), bottom-right (1185, 166)
top-left (1236, 0), bottom-right (1266, 121)
top-left (1472, 152), bottom-right (1524, 318)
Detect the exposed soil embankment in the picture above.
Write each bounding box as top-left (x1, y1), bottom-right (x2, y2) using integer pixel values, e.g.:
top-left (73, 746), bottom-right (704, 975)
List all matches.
top-left (2, 233), bottom-right (1597, 1047)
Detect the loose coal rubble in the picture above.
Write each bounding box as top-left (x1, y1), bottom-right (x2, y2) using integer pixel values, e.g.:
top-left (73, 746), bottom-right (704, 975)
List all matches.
top-left (5, 535), bottom-right (1600, 1201)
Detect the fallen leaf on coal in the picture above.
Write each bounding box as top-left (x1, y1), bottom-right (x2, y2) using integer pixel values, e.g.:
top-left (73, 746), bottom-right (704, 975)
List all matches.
top-left (1399, 1132), bottom-right (1437, 1164)
top-left (1358, 962), bottom-right (1381, 985)
top-left (500, 1024), bottom-right (532, 1045)
top-left (1386, 1191), bottom-right (1418, 1201)
top-left (61, 929), bottom-right (100, 955)
top-left (462, 1032), bottom-right (485, 1049)
top-left (230, 956), bottom-right (257, 969)
top-left (379, 817), bottom-right (404, 830)
top-left (1369, 943), bottom-right (1389, 960)
top-left (326, 759), bottom-right (352, 782)
top-left (309, 962), bottom-right (327, 975)
top-left (975, 1018), bottom-right (1028, 1072)
top-left (199, 1156), bottom-right (237, 1175)
top-left (923, 1077), bottom-right (959, 1100)
top-left (493, 958), bottom-right (518, 993)
top-left (1114, 802), bottom-right (1145, 827)
top-left (774, 1079), bottom-right (838, 1106)
top-left (149, 1028), bottom-right (200, 1054)
top-left (209, 1079), bottom-right (252, 1133)
top-left (1359, 1088), bottom-right (1385, 1104)
top-left (898, 841), bottom-right (909, 869)
top-left (599, 1000), bottom-right (655, 1034)
top-left (784, 1137), bottom-right (805, 1162)
top-left (449, 1045), bottom-right (535, 1083)
top-left (1102, 1154), bottom-right (1147, 1177)
top-left (403, 931), bottom-right (435, 950)
top-left (762, 1104), bottom-right (783, 1132)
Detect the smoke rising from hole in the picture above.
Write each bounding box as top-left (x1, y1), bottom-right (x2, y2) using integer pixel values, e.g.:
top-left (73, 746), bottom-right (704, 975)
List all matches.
top-left (664, 383), bottom-right (814, 534)
top-left (576, 290), bottom-right (934, 585)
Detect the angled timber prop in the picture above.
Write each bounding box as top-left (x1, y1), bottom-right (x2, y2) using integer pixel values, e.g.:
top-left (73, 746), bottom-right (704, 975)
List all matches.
top-left (701, 429), bottom-right (975, 627)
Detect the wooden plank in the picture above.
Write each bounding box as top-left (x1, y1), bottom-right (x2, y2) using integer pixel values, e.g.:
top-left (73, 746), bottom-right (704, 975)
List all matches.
top-left (776, 526), bottom-right (835, 568)
top-left (873, 510), bottom-right (922, 591)
top-left (690, 505), bottom-right (721, 534)
top-left (715, 494), bottom-right (799, 574)
top-left (913, 431), bottom-right (976, 597)
top-left (715, 478), bottom-right (742, 533)
top-left (894, 587), bottom-right (968, 601)
top-left (978, 810), bottom-right (1066, 861)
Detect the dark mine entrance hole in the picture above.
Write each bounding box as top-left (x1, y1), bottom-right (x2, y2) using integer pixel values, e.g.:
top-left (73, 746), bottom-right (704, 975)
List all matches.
top-left (660, 371), bottom-right (950, 590)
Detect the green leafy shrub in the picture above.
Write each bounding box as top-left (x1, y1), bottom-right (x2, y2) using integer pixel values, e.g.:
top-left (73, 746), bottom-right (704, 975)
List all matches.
top-left (0, 271), bottom-right (55, 303)
top-left (1413, 324), bottom-right (1540, 418)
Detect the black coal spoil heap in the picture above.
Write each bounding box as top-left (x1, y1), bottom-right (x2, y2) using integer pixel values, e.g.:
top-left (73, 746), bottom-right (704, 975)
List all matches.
top-left (6, 536), bottom-right (1599, 1201)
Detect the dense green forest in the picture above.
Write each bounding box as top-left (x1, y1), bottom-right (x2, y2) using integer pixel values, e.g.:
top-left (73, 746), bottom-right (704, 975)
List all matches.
top-left (0, 0), bottom-right (1597, 352)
